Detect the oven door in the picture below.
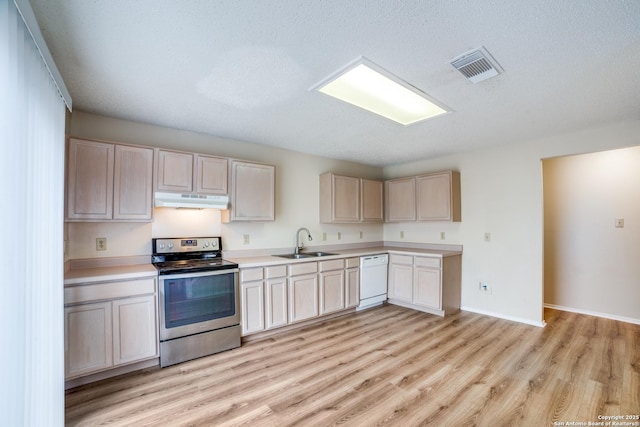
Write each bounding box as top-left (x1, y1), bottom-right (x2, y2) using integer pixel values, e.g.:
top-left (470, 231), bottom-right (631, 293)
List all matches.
top-left (158, 269), bottom-right (239, 341)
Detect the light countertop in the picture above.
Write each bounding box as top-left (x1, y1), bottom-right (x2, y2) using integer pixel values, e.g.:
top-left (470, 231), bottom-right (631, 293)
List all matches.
top-left (64, 264), bottom-right (157, 286)
top-left (226, 246), bottom-right (462, 269)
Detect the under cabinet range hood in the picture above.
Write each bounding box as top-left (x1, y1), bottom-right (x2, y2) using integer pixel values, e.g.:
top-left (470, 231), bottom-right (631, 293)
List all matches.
top-left (154, 192), bottom-right (229, 209)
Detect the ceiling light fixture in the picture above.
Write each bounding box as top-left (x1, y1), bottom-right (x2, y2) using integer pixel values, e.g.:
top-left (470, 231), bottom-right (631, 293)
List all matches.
top-left (311, 57), bottom-right (450, 126)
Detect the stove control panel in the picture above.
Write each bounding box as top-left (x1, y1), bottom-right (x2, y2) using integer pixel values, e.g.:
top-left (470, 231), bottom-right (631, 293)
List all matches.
top-left (153, 237), bottom-right (221, 254)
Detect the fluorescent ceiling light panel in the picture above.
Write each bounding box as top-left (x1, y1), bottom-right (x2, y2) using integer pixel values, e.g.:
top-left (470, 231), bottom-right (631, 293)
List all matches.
top-left (313, 58), bottom-right (449, 125)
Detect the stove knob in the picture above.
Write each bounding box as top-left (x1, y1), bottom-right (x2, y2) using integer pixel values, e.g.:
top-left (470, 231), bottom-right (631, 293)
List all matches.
top-left (203, 242), bottom-right (210, 248)
top-left (158, 243), bottom-right (165, 249)
top-left (167, 243), bottom-right (174, 249)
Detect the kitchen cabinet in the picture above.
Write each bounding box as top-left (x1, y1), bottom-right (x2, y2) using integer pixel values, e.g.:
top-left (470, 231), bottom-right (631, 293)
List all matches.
top-left (345, 257), bottom-right (360, 308)
top-left (361, 178), bottom-right (384, 222)
top-left (156, 149), bottom-right (228, 195)
top-left (416, 171), bottom-right (461, 222)
top-left (66, 138), bottom-right (153, 221)
top-left (265, 265), bottom-right (288, 329)
top-left (64, 301), bottom-right (112, 378)
top-left (388, 254), bottom-right (414, 302)
top-left (112, 295), bottom-right (157, 365)
top-left (319, 173), bottom-right (383, 223)
top-left (240, 268), bottom-right (265, 335)
top-left (226, 160), bottom-right (275, 222)
top-left (384, 177), bottom-right (416, 222)
top-left (64, 277), bottom-right (158, 379)
top-left (319, 259), bottom-right (346, 315)
top-left (385, 171), bottom-right (461, 223)
top-left (387, 253), bottom-right (461, 316)
top-left (288, 262), bottom-right (319, 323)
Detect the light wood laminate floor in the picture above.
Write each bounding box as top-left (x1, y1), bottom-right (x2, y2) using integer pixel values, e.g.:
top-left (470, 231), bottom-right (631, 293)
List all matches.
top-left (66, 306), bottom-right (640, 426)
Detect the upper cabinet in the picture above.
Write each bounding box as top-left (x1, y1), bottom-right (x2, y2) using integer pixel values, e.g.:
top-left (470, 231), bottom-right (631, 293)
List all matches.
top-left (225, 160), bottom-right (275, 222)
top-left (385, 171), bottom-right (461, 223)
top-left (319, 173), bottom-right (383, 223)
top-left (385, 177), bottom-right (416, 222)
top-left (416, 171), bottom-right (461, 222)
top-left (156, 149), bottom-right (228, 195)
top-left (66, 138), bottom-right (153, 222)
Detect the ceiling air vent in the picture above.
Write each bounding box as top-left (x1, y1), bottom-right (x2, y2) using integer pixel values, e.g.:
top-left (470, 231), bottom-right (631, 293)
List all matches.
top-left (450, 46), bottom-right (503, 83)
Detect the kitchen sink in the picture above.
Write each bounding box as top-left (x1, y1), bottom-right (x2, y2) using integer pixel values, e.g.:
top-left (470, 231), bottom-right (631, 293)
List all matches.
top-left (275, 251), bottom-right (337, 259)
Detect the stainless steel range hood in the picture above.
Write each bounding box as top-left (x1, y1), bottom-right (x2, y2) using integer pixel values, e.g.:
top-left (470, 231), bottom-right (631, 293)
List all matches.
top-left (154, 192), bottom-right (229, 209)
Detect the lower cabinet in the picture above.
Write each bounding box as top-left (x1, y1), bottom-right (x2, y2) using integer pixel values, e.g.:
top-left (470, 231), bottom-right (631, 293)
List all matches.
top-left (387, 253), bottom-right (461, 316)
top-left (64, 278), bottom-right (158, 379)
top-left (239, 257), bottom-right (360, 336)
top-left (319, 259), bottom-right (346, 315)
top-left (288, 273), bottom-right (319, 323)
top-left (345, 258), bottom-right (360, 308)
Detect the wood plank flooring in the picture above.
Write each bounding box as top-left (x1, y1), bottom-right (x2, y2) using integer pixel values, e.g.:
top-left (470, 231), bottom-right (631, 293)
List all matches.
top-left (66, 306), bottom-right (640, 426)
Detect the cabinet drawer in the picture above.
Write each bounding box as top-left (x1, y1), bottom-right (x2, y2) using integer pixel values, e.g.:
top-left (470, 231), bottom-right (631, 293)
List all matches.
top-left (241, 268), bottom-right (264, 282)
top-left (319, 259), bottom-right (345, 272)
top-left (389, 254), bottom-right (413, 266)
top-left (414, 256), bottom-right (441, 268)
top-left (288, 262), bottom-right (318, 276)
top-left (345, 257), bottom-right (359, 268)
top-left (265, 265), bottom-right (287, 279)
top-left (65, 277), bottom-right (156, 305)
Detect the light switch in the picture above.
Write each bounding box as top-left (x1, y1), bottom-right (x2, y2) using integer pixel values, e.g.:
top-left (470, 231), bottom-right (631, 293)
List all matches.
top-left (615, 218), bottom-right (624, 228)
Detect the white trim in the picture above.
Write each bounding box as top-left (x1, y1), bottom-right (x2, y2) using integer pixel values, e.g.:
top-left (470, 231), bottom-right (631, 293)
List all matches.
top-left (544, 304), bottom-right (640, 326)
top-left (461, 306), bottom-right (546, 327)
top-left (13, 0), bottom-right (72, 110)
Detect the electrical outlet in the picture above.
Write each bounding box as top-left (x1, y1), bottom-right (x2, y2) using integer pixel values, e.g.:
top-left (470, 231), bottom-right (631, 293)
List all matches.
top-left (615, 218), bottom-right (624, 228)
top-left (359, 231), bottom-right (363, 239)
top-left (484, 232), bottom-right (491, 242)
top-left (400, 231), bottom-right (405, 239)
top-left (322, 232), bottom-right (327, 241)
top-left (337, 232), bottom-right (342, 240)
top-left (479, 282), bottom-right (491, 294)
top-left (243, 234), bottom-right (250, 245)
top-left (440, 231), bottom-right (446, 240)
top-left (96, 237), bottom-right (107, 251)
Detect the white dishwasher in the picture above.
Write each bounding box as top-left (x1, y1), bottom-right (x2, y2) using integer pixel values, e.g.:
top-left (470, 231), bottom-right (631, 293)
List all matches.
top-left (358, 254), bottom-right (389, 310)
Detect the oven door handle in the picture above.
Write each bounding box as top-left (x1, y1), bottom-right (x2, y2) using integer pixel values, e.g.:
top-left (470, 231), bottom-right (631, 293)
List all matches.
top-left (158, 268), bottom-right (239, 280)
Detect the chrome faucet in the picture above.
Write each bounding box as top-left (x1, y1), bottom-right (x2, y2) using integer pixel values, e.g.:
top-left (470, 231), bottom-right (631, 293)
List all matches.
top-left (295, 227), bottom-right (312, 254)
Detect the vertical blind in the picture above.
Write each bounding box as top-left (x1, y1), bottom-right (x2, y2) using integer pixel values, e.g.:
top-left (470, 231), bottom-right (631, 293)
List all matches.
top-left (1, 0), bottom-right (69, 425)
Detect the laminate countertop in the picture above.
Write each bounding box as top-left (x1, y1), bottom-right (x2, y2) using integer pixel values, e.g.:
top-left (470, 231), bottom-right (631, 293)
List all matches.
top-left (226, 246), bottom-right (462, 269)
top-left (64, 264), bottom-right (158, 286)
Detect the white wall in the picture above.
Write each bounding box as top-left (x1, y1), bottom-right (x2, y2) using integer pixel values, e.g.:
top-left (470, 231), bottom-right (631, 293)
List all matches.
top-left (67, 111), bottom-right (383, 258)
top-left (543, 146), bottom-right (640, 323)
top-left (383, 120), bottom-right (640, 326)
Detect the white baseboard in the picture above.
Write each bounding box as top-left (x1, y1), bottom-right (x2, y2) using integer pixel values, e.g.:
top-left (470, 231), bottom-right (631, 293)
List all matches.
top-left (544, 304), bottom-right (640, 325)
top-left (460, 306), bottom-right (546, 328)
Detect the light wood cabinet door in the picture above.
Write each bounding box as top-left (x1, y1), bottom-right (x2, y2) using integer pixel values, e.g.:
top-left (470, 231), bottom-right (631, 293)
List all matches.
top-left (265, 278), bottom-right (288, 329)
top-left (240, 280), bottom-right (265, 335)
top-left (196, 154), bottom-right (228, 195)
top-left (319, 270), bottom-right (345, 315)
top-left (388, 260), bottom-right (413, 302)
top-left (385, 177), bottom-right (416, 222)
top-left (288, 274), bottom-right (318, 323)
top-left (416, 171), bottom-right (461, 222)
top-left (156, 150), bottom-right (193, 192)
top-left (65, 302), bottom-right (113, 378)
top-left (345, 267), bottom-right (360, 308)
top-left (112, 295), bottom-right (158, 365)
top-left (413, 266), bottom-right (442, 310)
top-left (113, 145), bottom-right (153, 220)
top-left (323, 174), bottom-right (360, 223)
top-left (361, 178), bottom-right (384, 222)
top-left (230, 161), bottom-right (275, 221)
top-left (67, 138), bottom-right (114, 220)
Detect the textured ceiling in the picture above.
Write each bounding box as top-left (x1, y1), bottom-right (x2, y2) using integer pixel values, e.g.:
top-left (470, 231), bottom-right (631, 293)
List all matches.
top-left (30, 0), bottom-right (640, 166)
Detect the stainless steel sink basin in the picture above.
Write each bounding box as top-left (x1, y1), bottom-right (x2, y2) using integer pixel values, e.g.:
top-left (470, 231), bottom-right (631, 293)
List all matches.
top-left (275, 251), bottom-right (337, 259)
